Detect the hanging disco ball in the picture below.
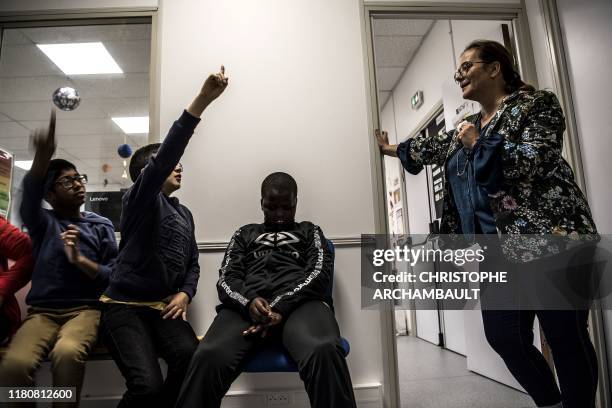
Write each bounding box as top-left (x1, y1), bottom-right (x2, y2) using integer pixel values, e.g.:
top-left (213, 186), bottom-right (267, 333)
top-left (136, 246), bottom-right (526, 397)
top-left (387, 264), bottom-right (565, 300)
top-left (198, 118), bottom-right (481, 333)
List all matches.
top-left (117, 143), bottom-right (133, 158)
top-left (52, 86), bottom-right (81, 111)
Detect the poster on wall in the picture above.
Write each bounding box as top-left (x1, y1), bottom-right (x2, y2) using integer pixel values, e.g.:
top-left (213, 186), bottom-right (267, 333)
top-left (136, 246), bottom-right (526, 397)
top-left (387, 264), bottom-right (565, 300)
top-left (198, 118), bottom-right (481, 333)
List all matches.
top-left (441, 78), bottom-right (480, 132)
top-left (0, 147), bottom-right (13, 218)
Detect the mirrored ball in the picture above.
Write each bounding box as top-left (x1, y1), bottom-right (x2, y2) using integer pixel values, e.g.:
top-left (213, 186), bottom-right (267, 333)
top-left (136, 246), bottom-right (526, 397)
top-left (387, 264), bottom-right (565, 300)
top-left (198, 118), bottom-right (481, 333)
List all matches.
top-left (52, 86), bottom-right (81, 111)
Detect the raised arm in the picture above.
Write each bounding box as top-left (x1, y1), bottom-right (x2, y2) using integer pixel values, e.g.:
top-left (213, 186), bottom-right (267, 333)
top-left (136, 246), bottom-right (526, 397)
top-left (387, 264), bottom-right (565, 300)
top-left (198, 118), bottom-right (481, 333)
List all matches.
top-left (20, 110), bottom-right (56, 230)
top-left (127, 67), bottom-right (229, 208)
top-left (376, 127), bottom-right (455, 175)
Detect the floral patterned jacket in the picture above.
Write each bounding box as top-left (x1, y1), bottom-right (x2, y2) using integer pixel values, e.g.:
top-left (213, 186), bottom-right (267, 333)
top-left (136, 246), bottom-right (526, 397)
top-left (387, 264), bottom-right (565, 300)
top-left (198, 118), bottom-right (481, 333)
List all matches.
top-left (397, 89), bottom-right (597, 259)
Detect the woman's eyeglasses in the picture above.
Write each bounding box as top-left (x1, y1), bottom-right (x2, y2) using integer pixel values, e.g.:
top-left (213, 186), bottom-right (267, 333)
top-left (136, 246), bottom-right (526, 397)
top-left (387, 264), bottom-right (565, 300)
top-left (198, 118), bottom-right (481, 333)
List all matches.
top-left (454, 60), bottom-right (488, 83)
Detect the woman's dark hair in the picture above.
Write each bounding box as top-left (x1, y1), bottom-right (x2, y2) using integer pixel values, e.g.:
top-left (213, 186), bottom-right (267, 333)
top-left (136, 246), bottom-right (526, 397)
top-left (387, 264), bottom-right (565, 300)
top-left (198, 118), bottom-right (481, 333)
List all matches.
top-left (129, 143), bottom-right (161, 182)
top-left (464, 40), bottom-right (535, 94)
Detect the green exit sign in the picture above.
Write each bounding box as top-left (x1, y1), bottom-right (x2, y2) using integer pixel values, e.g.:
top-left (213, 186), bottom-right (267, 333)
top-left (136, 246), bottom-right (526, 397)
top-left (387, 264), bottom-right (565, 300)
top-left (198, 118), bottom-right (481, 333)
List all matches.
top-left (411, 91), bottom-right (423, 110)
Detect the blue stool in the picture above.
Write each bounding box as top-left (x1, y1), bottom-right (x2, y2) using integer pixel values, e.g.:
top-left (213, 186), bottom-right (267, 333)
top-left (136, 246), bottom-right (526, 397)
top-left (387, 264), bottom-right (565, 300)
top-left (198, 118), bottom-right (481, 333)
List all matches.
top-left (243, 337), bottom-right (350, 373)
top-left (242, 240), bottom-right (351, 373)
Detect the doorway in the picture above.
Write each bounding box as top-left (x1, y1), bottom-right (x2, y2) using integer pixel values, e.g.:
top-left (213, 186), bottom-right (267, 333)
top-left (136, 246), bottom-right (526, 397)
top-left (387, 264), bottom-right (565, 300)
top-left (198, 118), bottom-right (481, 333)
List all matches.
top-left (363, 3), bottom-right (609, 408)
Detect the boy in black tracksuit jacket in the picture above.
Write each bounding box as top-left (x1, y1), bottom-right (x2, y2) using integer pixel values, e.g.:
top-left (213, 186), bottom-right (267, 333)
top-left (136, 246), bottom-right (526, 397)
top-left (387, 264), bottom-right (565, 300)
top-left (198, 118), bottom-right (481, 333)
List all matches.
top-left (176, 172), bottom-right (357, 408)
top-left (100, 67), bottom-right (228, 408)
top-left (217, 222), bottom-right (333, 317)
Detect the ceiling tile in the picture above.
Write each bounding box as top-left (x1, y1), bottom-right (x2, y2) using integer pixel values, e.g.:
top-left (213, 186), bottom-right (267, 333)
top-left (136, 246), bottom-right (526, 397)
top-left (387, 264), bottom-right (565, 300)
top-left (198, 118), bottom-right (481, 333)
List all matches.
top-left (373, 36), bottom-right (422, 67)
top-left (19, 118), bottom-right (121, 136)
top-left (70, 74), bottom-right (149, 99)
top-left (20, 24), bottom-right (151, 45)
top-left (0, 121), bottom-right (30, 138)
top-left (372, 19), bottom-right (433, 36)
top-left (0, 100), bottom-right (107, 122)
top-left (96, 97), bottom-right (149, 117)
top-left (9, 149), bottom-right (32, 161)
top-left (376, 67), bottom-right (405, 91)
top-left (56, 133), bottom-right (126, 148)
top-left (1, 29), bottom-right (32, 46)
top-left (378, 91), bottom-right (392, 108)
top-left (0, 136), bottom-right (29, 152)
top-left (104, 40), bottom-right (151, 74)
top-left (0, 76), bottom-right (75, 103)
top-left (0, 44), bottom-right (62, 77)
top-left (0, 74), bottom-right (148, 104)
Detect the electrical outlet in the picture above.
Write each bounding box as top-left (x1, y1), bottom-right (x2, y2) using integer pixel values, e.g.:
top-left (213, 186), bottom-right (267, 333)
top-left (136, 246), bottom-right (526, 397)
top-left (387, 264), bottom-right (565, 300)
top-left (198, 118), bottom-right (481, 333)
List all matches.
top-left (267, 392), bottom-right (291, 406)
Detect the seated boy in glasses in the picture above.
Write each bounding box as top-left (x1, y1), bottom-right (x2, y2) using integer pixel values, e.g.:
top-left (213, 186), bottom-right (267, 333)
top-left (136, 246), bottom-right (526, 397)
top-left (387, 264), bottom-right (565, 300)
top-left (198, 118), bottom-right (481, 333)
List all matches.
top-left (99, 67), bottom-right (228, 408)
top-left (0, 110), bottom-right (118, 407)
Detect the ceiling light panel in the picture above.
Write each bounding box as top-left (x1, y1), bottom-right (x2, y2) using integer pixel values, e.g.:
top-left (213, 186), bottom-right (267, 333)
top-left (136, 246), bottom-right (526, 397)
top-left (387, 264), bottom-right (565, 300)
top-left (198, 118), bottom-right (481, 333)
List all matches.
top-left (112, 116), bottom-right (149, 134)
top-left (37, 42), bottom-right (123, 75)
top-left (15, 160), bottom-right (33, 170)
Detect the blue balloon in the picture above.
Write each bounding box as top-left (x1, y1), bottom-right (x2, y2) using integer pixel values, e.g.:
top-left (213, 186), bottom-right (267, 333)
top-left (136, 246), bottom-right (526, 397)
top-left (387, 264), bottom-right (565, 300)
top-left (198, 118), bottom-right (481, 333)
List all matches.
top-left (117, 143), bottom-right (133, 158)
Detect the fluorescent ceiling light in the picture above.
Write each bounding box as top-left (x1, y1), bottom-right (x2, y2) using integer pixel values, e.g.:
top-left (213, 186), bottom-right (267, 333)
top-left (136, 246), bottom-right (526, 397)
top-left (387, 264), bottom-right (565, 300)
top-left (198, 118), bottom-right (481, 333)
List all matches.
top-left (37, 42), bottom-right (123, 75)
top-left (15, 160), bottom-right (33, 170)
top-left (112, 116), bottom-right (149, 134)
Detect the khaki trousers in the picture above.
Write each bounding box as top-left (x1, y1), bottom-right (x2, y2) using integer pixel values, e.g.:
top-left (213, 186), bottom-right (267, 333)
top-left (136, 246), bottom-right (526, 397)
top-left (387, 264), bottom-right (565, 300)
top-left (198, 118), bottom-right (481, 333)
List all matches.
top-left (0, 306), bottom-right (100, 408)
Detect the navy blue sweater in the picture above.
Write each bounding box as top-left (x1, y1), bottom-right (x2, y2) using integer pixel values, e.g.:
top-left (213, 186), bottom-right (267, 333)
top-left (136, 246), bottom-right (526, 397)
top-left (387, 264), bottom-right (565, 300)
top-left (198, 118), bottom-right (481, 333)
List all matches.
top-left (20, 174), bottom-right (117, 308)
top-left (104, 110), bottom-right (201, 302)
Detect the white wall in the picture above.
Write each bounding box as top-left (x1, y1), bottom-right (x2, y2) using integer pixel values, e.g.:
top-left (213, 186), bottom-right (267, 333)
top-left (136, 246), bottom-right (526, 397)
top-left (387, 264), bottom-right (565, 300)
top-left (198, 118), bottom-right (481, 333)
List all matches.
top-left (390, 20), bottom-right (454, 152)
top-left (551, 0), bottom-right (612, 394)
top-left (155, 0), bottom-right (383, 397)
top-left (554, 0), bottom-right (612, 234)
top-left (449, 19), bottom-right (509, 62)
top-left (386, 20), bottom-right (455, 235)
top-left (159, 0), bottom-right (376, 241)
top-left (524, 0), bottom-right (555, 91)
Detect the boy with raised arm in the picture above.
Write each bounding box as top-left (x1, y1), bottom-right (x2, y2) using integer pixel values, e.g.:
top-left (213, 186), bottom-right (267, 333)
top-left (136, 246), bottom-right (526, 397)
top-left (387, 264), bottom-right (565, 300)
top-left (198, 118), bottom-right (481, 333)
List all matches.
top-left (100, 67), bottom-right (228, 408)
top-left (0, 111), bottom-right (118, 408)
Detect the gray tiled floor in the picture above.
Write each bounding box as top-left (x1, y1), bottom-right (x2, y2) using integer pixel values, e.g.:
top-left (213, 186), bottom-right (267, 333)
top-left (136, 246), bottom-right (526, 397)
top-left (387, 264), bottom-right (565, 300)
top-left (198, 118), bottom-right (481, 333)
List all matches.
top-left (396, 336), bottom-right (535, 408)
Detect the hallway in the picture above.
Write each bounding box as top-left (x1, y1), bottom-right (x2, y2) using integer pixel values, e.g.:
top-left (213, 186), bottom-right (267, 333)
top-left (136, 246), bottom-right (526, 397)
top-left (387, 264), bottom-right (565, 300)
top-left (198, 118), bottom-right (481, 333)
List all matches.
top-left (397, 336), bottom-right (534, 408)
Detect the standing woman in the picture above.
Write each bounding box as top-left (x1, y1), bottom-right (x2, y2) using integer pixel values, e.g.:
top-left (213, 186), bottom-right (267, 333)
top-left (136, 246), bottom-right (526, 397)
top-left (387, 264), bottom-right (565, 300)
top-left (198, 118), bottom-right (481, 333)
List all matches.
top-left (377, 40), bottom-right (598, 408)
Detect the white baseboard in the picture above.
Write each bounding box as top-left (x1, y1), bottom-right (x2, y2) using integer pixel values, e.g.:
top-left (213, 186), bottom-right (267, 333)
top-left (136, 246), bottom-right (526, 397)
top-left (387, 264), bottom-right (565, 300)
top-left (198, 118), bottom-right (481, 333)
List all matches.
top-left (81, 383), bottom-right (382, 408)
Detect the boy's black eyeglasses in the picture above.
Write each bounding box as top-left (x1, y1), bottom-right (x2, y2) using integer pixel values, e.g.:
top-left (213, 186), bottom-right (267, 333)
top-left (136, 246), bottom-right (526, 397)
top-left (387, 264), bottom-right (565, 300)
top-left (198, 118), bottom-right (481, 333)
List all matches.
top-left (55, 175), bottom-right (88, 190)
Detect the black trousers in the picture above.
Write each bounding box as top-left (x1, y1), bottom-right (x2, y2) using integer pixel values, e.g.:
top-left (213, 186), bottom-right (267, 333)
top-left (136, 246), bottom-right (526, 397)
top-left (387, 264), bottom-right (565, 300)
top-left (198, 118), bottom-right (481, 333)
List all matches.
top-left (479, 240), bottom-right (599, 408)
top-left (481, 309), bottom-right (598, 408)
top-left (175, 301), bottom-right (357, 408)
top-left (100, 304), bottom-right (198, 408)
